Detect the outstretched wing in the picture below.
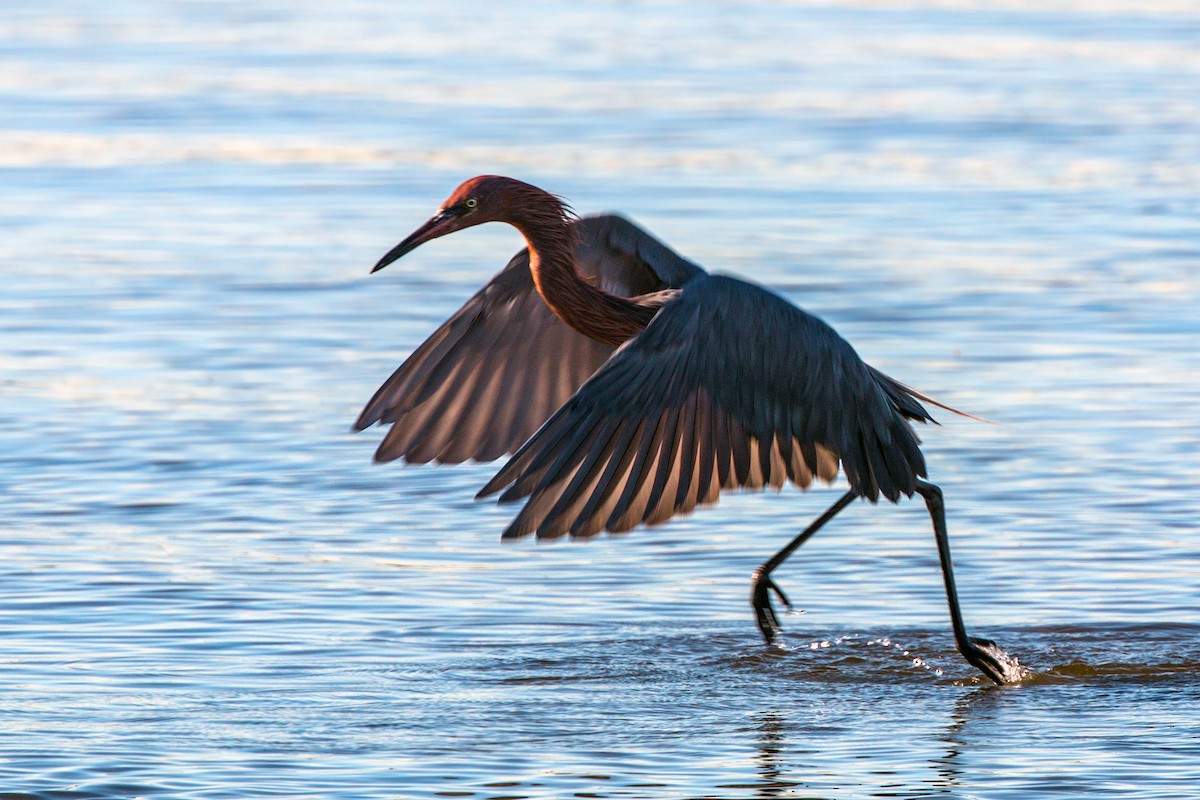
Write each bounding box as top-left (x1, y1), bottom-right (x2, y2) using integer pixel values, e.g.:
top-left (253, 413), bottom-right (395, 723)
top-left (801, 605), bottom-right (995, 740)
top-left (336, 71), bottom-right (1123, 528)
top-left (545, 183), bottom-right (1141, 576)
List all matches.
top-left (355, 214), bottom-right (705, 464)
top-left (479, 274), bottom-right (932, 538)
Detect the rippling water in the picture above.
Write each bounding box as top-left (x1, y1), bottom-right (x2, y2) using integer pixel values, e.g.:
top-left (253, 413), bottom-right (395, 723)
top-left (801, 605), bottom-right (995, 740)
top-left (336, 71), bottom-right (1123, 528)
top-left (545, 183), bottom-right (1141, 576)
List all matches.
top-left (3, 1), bottom-right (1199, 798)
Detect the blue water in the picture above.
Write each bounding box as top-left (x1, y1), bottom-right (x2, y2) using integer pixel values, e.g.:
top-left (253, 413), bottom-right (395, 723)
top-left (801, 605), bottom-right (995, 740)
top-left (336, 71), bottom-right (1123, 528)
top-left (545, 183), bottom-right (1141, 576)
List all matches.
top-left (3, 1), bottom-right (1199, 797)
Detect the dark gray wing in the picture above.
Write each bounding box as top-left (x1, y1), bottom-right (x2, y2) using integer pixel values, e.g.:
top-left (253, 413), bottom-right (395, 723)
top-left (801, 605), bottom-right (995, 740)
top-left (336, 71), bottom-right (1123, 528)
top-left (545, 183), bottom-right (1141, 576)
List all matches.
top-left (478, 274), bottom-right (933, 538)
top-left (355, 214), bottom-right (705, 464)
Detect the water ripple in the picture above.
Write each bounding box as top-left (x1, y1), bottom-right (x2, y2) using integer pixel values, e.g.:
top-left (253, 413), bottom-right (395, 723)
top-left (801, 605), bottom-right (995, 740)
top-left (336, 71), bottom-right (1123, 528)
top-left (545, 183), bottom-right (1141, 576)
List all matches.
top-left (3, 0), bottom-right (1199, 797)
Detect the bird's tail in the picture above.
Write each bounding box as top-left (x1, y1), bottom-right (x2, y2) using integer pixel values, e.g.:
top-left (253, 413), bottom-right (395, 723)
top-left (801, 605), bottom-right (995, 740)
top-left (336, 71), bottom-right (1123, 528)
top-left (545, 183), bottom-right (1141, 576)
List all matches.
top-left (869, 367), bottom-right (995, 425)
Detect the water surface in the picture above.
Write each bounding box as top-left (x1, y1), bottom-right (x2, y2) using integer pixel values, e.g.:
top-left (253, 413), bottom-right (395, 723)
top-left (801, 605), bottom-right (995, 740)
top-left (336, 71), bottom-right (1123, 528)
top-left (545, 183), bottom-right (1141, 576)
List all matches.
top-left (2, 1), bottom-right (1199, 797)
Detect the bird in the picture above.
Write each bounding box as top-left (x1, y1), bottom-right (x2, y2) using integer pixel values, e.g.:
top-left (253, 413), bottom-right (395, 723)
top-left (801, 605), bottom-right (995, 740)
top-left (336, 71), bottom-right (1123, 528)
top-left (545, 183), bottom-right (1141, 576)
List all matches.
top-left (356, 175), bottom-right (1025, 684)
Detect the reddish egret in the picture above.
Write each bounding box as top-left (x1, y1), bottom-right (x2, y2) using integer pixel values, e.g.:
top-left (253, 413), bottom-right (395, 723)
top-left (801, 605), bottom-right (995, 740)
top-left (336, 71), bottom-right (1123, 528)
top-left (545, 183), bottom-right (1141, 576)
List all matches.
top-left (357, 175), bottom-right (1024, 684)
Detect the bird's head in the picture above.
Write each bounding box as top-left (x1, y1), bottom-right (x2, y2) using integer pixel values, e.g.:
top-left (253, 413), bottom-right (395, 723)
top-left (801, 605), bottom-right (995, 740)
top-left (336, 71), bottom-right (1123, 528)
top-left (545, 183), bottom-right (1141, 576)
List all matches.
top-left (371, 175), bottom-right (566, 273)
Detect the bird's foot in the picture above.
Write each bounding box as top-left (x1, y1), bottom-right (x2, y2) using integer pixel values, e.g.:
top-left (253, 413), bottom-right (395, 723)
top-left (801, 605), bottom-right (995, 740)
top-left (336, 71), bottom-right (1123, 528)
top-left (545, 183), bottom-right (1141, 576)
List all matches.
top-left (751, 570), bottom-right (793, 645)
top-left (963, 635), bottom-right (1029, 685)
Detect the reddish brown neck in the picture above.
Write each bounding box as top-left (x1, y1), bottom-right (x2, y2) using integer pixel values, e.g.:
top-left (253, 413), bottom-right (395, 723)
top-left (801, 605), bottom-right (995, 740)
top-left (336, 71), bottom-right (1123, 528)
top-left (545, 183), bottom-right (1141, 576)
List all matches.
top-left (510, 203), bottom-right (657, 348)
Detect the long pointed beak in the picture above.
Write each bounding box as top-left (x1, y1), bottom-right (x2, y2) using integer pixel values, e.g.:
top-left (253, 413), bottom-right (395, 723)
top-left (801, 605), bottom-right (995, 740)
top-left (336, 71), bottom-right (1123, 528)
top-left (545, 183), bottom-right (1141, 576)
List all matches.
top-left (371, 209), bottom-right (457, 273)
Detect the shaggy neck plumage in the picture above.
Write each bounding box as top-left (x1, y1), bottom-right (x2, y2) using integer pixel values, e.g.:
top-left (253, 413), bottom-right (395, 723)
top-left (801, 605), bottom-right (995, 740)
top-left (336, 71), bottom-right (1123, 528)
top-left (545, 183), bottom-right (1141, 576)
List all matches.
top-left (505, 187), bottom-right (657, 348)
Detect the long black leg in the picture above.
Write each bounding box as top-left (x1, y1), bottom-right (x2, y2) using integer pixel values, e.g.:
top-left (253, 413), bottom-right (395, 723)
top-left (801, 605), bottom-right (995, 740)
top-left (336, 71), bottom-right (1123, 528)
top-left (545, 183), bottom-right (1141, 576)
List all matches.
top-left (915, 479), bottom-right (1025, 684)
top-left (752, 489), bottom-right (857, 644)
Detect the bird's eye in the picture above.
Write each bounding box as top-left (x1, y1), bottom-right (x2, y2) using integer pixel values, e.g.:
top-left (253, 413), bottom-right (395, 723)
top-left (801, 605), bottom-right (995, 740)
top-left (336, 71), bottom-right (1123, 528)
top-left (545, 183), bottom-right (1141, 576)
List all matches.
top-left (465, 198), bottom-right (478, 210)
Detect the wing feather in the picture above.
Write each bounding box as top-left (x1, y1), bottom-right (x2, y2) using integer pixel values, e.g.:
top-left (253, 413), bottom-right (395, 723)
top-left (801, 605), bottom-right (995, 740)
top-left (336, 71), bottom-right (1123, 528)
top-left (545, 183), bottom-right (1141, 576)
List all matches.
top-left (539, 417), bottom-right (625, 535)
top-left (671, 391), bottom-right (700, 512)
top-left (693, 390), bottom-right (721, 505)
top-left (643, 404), bottom-right (686, 525)
top-left (605, 410), bottom-right (671, 532)
top-left (569, 417), bottom-right (648, 537)
top-left (358, 214), bottom-right (703, 464)
top-left (482, 274), bottom-right (933, 538)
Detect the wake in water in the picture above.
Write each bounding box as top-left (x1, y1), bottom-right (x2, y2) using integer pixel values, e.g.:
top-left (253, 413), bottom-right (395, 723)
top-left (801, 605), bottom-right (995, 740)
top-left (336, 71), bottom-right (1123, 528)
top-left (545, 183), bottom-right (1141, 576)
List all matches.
top-left (720, 622), bottom-right (1199, 687)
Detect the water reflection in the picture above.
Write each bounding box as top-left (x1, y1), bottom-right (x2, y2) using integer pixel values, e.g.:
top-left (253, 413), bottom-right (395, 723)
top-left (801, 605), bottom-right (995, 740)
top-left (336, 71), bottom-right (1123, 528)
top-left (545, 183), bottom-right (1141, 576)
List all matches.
top-left (750, 711), bottom-right (793, 797)
top-left (929, 685), bottom-right (1016, 794)
top-left (746, 680), bottom-right (1026, 798)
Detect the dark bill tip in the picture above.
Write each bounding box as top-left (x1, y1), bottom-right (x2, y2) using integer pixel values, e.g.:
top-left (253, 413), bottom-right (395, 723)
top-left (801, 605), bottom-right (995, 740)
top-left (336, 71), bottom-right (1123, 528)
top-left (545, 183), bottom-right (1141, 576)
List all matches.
top-left (370, 241), bottom-right (413, 273)
top-left (370, 210), bottom-right (455, 273)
